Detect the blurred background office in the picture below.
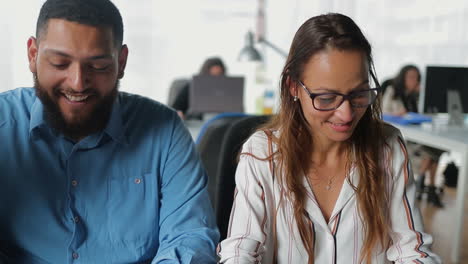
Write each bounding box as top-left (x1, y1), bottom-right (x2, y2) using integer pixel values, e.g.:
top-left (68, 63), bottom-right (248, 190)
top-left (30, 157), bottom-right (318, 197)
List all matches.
top-left (168, 57), bottom-right (227, 119)
top-left (1, 0), bottom-right (468, 263)
top-left (2, 0), bottom-right (468, 109)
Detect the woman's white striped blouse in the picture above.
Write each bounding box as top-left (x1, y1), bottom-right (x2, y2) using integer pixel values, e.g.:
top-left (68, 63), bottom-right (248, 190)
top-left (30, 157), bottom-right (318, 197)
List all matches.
top-left (218, 124), bottom-right (441, 264)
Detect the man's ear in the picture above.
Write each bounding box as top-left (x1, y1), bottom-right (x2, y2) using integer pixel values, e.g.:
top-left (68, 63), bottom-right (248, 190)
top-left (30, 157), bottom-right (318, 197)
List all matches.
top-left (27, 37), bottom-right (38, 73)
top-left (117, 44), bottom-right (128, 79)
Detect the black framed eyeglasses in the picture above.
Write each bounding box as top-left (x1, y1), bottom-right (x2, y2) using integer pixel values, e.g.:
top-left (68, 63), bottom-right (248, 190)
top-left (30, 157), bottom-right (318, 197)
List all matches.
top-left (297, 80), bottom-right (380, 111)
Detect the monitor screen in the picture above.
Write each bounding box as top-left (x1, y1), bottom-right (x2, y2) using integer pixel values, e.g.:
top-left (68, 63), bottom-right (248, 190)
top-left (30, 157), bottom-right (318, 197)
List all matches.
top-left (423, 66), bottom-right (468, 113)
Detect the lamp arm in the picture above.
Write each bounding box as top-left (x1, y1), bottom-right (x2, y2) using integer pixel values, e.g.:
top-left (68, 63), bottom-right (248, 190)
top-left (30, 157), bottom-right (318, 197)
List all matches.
top-left (258, 37), bottom-right (288, 58)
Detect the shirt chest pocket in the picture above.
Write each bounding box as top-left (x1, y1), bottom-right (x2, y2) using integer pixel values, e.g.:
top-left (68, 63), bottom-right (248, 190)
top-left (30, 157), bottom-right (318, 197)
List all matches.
top-left (108, 172), bottom-right (159, 247)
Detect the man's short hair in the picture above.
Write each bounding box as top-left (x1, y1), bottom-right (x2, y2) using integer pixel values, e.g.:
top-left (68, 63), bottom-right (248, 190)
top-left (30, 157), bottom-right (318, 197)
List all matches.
top-left (36, 0), bottom-right (124, 47)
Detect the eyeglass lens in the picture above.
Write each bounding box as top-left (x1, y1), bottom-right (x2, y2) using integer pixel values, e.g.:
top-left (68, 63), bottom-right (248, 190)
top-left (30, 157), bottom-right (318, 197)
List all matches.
top-left (313, 89), bottom-right (377, 110)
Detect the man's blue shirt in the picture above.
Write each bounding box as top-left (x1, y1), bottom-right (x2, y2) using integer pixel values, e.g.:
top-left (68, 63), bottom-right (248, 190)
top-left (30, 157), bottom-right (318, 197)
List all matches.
top-left (0, 88), bottom-right (219, 263)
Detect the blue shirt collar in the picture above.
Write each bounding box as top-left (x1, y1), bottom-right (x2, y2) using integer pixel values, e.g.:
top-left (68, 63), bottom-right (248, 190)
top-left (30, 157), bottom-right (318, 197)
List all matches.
top-left (104, 96), bottom-right (128, 144)
top-left (29, 97), bottom-right (47, 136)
top-left (29, 95), bottom-right (128, 144)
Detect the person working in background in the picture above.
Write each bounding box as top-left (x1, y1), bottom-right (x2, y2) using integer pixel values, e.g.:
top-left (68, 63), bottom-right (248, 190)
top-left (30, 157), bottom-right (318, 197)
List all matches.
top-left (382, 65), bottom-right (444, 207)
top-left (168, 57), bottom-right (226, 119)
top-left (382, 64), bottom-right (420, 115)
top-left (218, 14), bottom-right (440, 263)
top-left (0, 0), bottom-right (219, 263)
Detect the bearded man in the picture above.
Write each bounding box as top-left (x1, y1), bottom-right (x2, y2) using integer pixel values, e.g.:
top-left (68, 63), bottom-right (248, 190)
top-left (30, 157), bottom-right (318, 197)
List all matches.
top-left (0, 0), bottom-right (219, 263)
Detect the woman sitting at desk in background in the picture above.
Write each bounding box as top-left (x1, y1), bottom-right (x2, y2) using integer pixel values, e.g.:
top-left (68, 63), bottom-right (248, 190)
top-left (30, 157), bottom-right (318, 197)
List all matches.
top-left (382, 65), bottom-right (444, 207)
top-left (382, 65), bottom-right (420, 115)
top-left (167, 57), bottom-right (226, 119)
top-left (218, 13), bottom-right (440, 263)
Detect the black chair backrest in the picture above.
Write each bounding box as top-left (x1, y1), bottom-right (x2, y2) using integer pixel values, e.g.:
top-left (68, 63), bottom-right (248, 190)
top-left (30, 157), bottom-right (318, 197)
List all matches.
top-left (196, 115), bottom-right (247, 208)
top-left (214, 115), bottom-right (271, 240)
top-left (167, 78), bottom-right (190, 108)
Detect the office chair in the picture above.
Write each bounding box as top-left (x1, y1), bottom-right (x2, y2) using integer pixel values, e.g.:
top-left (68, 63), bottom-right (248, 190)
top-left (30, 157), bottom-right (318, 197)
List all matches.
top-left (380, 78), bottom-right (393, 96)
top-left (167, 78), bottom-right (190, 108)
top-left (196, 113), bottom-right (248, 209)
top-left (213, 115), bottom-right (271, 240)
top-left (195, 112), bottom-right (247, 145)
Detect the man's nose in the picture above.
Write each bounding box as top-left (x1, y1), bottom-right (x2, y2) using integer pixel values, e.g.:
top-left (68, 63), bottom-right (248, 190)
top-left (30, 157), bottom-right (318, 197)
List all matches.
top-left (67, 63), bottom-right (88, 92)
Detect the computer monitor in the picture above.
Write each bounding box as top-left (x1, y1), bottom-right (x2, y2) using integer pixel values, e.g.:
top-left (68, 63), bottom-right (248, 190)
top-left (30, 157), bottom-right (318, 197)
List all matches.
top-left (423, 66), bottom-right (468, 114)
top-left (187, 75), bottom-right (245, 114)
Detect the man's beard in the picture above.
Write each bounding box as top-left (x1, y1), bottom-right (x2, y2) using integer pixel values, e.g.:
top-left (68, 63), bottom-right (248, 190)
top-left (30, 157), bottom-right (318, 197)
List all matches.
top-left (34, 74), bottom-right (119, 141)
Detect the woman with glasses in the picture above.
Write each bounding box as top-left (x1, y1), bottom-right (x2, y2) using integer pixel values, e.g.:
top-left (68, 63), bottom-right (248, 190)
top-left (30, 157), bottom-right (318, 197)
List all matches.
top-left (218, 13), bottom-right (440, 263)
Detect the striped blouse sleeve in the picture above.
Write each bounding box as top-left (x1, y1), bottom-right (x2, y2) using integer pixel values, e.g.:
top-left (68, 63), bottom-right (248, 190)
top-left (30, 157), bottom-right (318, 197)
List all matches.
top-left (218, 135), bottom-right (272, 264)
top-left (386, 133), bottom-right (442, 264)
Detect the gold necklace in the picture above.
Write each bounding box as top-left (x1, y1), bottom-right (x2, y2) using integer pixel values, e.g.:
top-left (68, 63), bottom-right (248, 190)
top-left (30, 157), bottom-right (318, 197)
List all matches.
top-left (309, 155), bottom-right (348, 191)
top-left (308, 170), bottom-right (339, 191)
top-left (325, 168), bottom-right (350, 190)
top-left (325, 174), bottom-right (338, 190)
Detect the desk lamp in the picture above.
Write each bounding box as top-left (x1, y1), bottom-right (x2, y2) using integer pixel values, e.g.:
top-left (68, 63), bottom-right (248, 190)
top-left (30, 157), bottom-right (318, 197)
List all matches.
top-left (238, 31), bottom-right (287, 62)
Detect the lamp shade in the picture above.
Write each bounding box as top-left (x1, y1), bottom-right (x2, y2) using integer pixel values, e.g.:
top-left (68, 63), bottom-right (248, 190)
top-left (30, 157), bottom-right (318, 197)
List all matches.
top-left (238, 31), bottom-right (262, 62)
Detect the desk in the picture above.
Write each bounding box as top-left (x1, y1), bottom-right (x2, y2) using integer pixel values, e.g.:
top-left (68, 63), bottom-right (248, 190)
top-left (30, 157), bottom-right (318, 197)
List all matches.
top-left (392, 123), bottom-right (468, 263)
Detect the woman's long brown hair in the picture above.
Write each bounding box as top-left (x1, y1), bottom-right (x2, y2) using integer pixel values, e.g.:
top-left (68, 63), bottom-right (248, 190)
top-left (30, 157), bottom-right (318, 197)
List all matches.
top-left (260, 13), bottom-right (389, 264)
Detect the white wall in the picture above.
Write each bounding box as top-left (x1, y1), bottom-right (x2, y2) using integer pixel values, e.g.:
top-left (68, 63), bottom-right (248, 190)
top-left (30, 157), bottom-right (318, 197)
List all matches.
top-left (264, 0), bottom-right (468, 86)
top-left (0, 1), bottom-right (42, 92)
top-left (113, 0), bottom-right (258, 103)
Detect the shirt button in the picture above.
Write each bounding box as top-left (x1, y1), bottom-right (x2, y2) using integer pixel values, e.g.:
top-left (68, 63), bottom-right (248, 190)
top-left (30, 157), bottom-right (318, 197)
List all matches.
top-left (72, 252), bottom-right (79, 259)
top-left (71, 180), bottom-right (78, 187)
top-left (134, 178), bottom-right (141, 184)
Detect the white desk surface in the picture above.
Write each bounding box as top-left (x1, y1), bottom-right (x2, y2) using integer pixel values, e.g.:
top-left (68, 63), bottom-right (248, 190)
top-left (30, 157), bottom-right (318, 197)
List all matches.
top-left (393, 124), bottom-right (468, 150)
top-left (391, 123), bottom-right (468, 263)
top-left (184, 119), bottom-right (204, 141)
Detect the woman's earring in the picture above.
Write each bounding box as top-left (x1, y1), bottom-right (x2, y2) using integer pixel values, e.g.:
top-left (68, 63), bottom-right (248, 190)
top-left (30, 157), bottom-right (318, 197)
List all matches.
top-left (293, 96), bottom-right (298, 102)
